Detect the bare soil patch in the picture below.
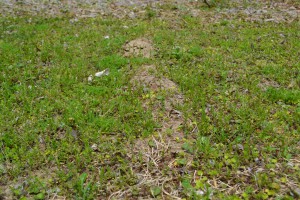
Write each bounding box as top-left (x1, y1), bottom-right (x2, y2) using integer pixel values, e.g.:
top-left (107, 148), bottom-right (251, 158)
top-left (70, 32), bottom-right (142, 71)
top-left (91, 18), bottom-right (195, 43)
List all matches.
top-left (123, 38), bottom-right (154, 58)
top-left (258, 77), bottom-right (280, 91)
top-left (0, 167), bottom-right (60, 200)
top-left (208, 1), bottom-right (300, 23)
top-left (2, 0), bottom-right (298, 25)
top-left (131, 64), bottom-right (185, 150)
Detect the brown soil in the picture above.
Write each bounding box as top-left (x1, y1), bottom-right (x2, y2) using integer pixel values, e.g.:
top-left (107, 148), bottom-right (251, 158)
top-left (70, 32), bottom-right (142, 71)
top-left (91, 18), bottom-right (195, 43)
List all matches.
top-left (131, 64), bottom-right (185, 149)
top-left (258, 77), bottom-right (280, 91)
top-left (1, 1), bottom-right (299, 24)
top-left (0, 167), bottom-right (60, 200)
top-left (123, 38), bottom-right (154, 58)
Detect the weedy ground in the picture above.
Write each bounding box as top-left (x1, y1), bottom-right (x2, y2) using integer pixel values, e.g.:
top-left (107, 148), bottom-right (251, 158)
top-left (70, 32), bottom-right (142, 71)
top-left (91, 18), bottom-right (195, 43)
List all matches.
top-left (0, 1), bottom-right (300, 199)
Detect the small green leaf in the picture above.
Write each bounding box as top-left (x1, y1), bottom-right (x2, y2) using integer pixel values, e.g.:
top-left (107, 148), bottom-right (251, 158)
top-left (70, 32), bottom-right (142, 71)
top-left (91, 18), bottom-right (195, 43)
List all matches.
top-left (177, 158), bottom-right (187, 166)
top-left (182, 142), bottom-right (193, 154)
top-left (195, 180), bottom-right (204, 189)
top-left (80, 173), bottom-right (88, 184)
top-left (34, 193), bottom-right (45, 200)
top-left (197, 170), bottom-right (203, 176)
top-left (12, 188), bottom-right (22, 197)
top-left (182, 179), bottom-right (192, 189)
top-left (208, 170), bottom-right (219, 176)
top-left (150, 186), bottom-right (161, 197)
top-left (270, 182), bottom-right (280, 190)
top-left (156, 95), bottom-right (164, 100)
top-left (148, 140), bottom-right (156, 148)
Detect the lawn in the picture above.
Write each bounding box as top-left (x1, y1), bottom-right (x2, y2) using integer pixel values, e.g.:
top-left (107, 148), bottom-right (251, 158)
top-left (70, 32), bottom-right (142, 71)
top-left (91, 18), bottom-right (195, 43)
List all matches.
top-left (0, 1), bottom-right (299, 199)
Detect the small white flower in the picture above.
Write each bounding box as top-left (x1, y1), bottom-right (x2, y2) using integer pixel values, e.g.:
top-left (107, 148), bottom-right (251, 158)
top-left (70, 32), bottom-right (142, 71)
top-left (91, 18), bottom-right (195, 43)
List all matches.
top-left (104, 35), bottom-right (110, 39)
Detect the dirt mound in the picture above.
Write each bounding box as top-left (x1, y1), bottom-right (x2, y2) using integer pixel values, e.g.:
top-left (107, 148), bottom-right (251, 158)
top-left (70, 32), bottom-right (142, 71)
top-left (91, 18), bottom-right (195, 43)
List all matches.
top-left (113, 64), bottom-right (189, 199)
top-left (109, 39), bottom-right (192, 198)
top-left (131, 65), bottom-right (178, 92)
top-left (131, 65), bottom-right (185, 143)
top-left (123, 38), bottom-right (154, 58)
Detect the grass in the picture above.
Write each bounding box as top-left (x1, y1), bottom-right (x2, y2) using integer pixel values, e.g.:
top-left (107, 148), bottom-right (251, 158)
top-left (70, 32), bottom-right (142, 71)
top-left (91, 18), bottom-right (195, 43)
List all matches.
top-left (0, 5), bottom-right (300, 199)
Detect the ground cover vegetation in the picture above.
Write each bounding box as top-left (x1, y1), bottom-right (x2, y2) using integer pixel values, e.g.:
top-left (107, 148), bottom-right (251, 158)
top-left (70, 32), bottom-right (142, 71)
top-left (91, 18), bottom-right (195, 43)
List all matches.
top-left (0, 0), bottom-right (299, 199)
